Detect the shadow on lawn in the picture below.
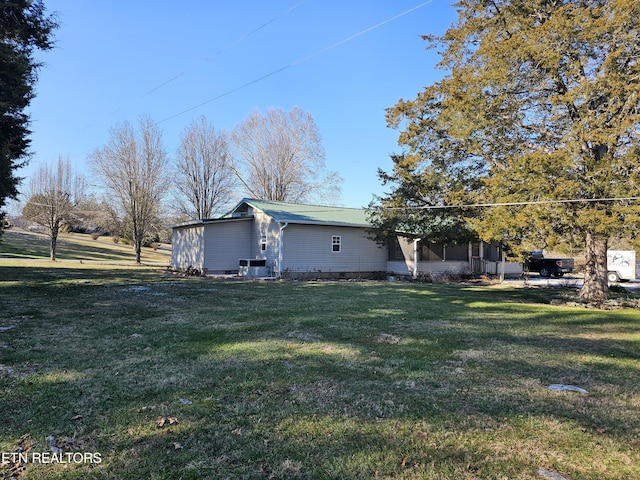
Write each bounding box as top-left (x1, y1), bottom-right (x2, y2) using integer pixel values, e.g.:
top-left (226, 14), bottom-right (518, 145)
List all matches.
top-left (1, 276), bottom-right (639, 478)
top-left (5, 341), bottom-right (637, 478)
top-left (0, 265), bottom-right (167, 285)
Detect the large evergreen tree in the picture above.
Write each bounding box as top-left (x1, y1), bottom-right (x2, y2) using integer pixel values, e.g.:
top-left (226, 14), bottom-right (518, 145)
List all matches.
top-left (370, 0), bottom-right (640, 302)
top-left (0, 0), bottom-right (58, 227)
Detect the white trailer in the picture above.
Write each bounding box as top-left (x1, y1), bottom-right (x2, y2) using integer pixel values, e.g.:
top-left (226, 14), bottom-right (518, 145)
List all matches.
top-left (607, 250), bottom-right (636, 282)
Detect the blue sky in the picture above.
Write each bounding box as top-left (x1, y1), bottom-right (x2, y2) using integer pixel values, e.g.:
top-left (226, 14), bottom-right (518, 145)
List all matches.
top-left (23, 0), bottom-right (458, 209)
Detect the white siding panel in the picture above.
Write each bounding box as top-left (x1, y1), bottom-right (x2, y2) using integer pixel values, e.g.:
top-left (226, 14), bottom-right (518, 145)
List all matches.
top-left (172, 225), bottom-right (205, 270)
top-left (251, 212), bottom-right (280, 270)
top-left (282, 224), bottom-right (387, 273)
top-left (418, 261), bottom-right (470, 275)
top-left (387, 260), bottom-right (413, 276)
top-left (203, 220), bottom-right (252, 273)
top-left (387, 260), bottom-right (471, 275)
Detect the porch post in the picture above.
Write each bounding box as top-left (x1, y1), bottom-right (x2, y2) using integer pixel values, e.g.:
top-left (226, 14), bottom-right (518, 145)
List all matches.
top-left (413, 239), bottom-right (419, 278)
top-left (278, 222), bottom-right (288, 278)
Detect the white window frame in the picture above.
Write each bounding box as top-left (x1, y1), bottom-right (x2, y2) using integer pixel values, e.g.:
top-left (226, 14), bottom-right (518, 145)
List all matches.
top-left (260, 235), bottom-right (267, 252)
top-left (332, 235), bottom-right (341, 253)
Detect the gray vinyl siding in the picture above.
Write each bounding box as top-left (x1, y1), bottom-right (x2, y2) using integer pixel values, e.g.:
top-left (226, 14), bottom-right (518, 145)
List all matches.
top-left (203, 220), bottom-right (252, 273)
top-left (172, 225), bottom-right (205, 271)
top-left (250, 211), bottom-right (281, 270)
top-left (281, 224), bottom-right (387, 273)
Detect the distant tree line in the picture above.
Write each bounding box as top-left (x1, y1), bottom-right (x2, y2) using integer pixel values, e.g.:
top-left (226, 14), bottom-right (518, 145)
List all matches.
top-left (20, 107), bottom-right (343, 263)
top-left (1, 2), bottom-right (342, 263)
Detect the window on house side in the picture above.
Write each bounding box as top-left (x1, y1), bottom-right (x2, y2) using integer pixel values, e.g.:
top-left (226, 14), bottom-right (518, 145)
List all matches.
top-left (332, 236), bottom-right (341, 253)
top-left (260, 235), bottom-right (267, 252)
top-left (388, 238), bottom-right (403, 261)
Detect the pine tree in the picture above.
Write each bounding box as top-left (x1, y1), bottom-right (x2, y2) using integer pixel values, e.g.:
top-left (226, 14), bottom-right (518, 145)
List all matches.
top-left (0, 0), bottom-right (58, 228)
top-left (372, 0), bottom-right (640, 302)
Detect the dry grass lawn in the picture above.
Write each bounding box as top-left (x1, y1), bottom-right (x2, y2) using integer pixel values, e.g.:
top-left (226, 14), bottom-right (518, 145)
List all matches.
top-left (0, 233), bottom-right (639, 479)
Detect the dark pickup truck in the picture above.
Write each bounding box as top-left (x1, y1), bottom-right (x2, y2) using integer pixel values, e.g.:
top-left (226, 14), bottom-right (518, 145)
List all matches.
top-left (525, 251), bottom-right (575, 278)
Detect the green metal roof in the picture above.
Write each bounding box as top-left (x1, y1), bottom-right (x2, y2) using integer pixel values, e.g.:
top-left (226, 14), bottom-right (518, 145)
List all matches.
top-left (234, 198), bottom-right (371, 227)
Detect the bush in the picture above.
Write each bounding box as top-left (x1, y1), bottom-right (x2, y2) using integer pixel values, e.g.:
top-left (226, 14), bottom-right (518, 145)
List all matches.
top-left (91, 233), bottom-right (100, 240)
top-left (112, 236), bottom-right (120, 244)
top-left (185, 265), bottom-right (202, 276)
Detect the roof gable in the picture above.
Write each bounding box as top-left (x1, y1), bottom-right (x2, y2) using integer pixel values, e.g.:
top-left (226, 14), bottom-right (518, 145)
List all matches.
top-left (230, 198), bottom-right (371, 227)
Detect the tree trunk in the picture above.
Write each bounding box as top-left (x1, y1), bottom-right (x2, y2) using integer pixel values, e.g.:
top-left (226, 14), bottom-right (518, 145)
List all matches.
top-left (50, 225), bottom-right (58, 262)
top-left (578, 232), bottom-right (609, 303)
top-left (134, 235), bottom-right (142, 264)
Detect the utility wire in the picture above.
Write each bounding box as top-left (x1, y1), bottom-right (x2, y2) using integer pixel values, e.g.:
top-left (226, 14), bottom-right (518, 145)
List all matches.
top-left (159, 0), bottom-right (435, 124)
top-left (375, 196), bottom-right (640, 210)
top-left (204, 196), bottom-right (640, 216)
top-left (290, 0), bottom-right (434, 67)
top-left (80, 0), bottom-right (308, 131)
top-left (144, 0), bottom-right (309, 97)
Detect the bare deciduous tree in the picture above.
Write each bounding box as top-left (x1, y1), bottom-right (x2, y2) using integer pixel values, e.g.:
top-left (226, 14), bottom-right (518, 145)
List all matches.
top-left (175, 116), bottom-right (235, 220)
top-left (231, 106), bottom-right (342, 204)
top-left (90, 117), bottom-right (169, 264)
top-left (22, 156), bottom-right (76, 261)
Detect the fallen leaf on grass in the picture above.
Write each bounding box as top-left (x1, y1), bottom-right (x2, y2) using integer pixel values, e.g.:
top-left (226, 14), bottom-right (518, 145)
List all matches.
top-left (4, 435), bottom-right (32, 477)
top-left (172, 442), bottom-right (183, 449)
top-left (231, 428), bottom-right (242, 436)
top-left (156, 416), bottom-right (178, 428)
top-left (373, 333), bottom-right (402, 344)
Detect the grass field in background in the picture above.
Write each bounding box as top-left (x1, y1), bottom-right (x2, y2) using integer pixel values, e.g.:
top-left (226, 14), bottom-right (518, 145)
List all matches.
top-left (1, 260), bottom-right (639, 479)
top-left (0, 228), bottom-right (171, 264)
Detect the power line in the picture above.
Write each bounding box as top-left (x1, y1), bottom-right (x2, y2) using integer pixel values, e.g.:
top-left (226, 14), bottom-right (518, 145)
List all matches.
top-left (210, 0), bottom-right (309, 59)
top-left (290, 0), bottom-right (434, 67)
top-left (79, 1), bottom-right (308, 131)
top-left (214, 195), bottom-right (640, 214)
top-left (159, 66), bottom-right (292, 123)
top-left (159, 0), bottom-right (435, 124)
top-left (377, 196), bottom-right (640, 210)
top-left (143, 0), bottom-right (309, 97)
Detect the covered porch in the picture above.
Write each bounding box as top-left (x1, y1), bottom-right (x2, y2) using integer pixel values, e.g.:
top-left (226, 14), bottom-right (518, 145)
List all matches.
top-left (386, 237), bottom-right (522, 278)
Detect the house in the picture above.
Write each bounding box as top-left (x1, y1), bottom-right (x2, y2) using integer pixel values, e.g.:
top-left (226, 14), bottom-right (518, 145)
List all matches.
top-left (171, 198), bottom-right (519, 279)
top-left (171, 198), bottom-right (388, 278)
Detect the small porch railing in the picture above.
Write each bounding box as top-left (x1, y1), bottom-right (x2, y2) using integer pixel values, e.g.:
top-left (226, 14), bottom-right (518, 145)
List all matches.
top-left (471, 257), bottom-right (499, 275)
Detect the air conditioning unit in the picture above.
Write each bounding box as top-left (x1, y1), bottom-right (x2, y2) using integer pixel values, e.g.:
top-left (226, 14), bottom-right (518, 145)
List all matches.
top-left (238, 258), bottom-right (268, 277)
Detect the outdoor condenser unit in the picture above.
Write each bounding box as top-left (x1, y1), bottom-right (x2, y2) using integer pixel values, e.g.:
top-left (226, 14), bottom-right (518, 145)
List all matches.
top-left (238, 258), bottom-right (268, 277)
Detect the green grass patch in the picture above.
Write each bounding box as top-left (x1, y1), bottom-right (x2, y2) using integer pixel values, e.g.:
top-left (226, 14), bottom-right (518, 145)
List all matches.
top-left (1, 266), bottom-right (639, 479)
